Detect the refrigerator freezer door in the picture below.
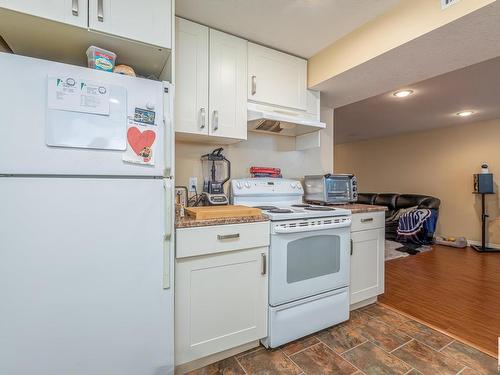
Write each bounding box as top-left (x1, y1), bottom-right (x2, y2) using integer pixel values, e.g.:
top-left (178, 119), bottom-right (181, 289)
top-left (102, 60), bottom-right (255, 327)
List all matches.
top-left (0, 177), bottom-right (174, 375)
top-left (0, 53), bottom-right (171, 177)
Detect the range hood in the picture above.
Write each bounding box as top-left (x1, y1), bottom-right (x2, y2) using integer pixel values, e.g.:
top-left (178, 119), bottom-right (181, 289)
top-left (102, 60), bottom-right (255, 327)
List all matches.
top-left (247, 102), bottom-right (325, 136)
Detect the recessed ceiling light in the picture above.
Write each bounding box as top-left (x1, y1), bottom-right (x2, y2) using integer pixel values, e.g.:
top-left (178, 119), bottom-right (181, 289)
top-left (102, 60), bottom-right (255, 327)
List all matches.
top-left (456, 110), bottom-right (475, 117)
top-left (393, 89), bottom-right (414, 98)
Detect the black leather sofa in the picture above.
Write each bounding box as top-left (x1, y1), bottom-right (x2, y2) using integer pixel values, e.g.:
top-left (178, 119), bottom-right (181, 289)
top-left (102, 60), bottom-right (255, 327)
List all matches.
top-left (357, 193), bottom-right (441, 240)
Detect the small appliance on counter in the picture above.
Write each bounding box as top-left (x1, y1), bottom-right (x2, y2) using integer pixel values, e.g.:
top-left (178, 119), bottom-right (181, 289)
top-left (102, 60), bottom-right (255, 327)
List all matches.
top-left (201, 148), bottom-right (230, 205)
top-left (250, 166), bottom-right (282, 178)
top-left (304, 174), bottom-right (358, 204)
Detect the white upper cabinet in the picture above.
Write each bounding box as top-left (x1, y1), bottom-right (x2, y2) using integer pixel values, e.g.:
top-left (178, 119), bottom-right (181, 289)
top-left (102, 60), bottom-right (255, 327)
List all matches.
top-left (0, 0), bottom-right (88, 28)
top-left (88, 0), bottom-right (171, 48)
top-left (175, 18), bottom-right (247, 143)
top-left (248, 42), bottom-right (307, 111)
top-left (209, 29), bottom-right (247, 141)
top-left (175, 18), bottom-right (209, 136)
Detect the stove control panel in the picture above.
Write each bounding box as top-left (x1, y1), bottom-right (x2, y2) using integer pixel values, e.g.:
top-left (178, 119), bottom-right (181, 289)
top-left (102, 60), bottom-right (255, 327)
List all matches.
top-left (231, 178), bottom-right (304, 196)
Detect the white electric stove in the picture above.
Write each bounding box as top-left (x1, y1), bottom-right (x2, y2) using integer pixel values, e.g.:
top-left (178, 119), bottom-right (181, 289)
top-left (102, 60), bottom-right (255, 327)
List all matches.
top-left (231, 178), bottom-right (352, 348)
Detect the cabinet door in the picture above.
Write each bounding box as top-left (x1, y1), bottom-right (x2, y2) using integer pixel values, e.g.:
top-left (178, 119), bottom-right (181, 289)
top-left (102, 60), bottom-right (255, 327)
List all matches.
top-left (88, 0), bottom-right (171, 48)
top-left (248, 42), bottom-right (307, 111)
top-left (350, 228), bottom-right (385, 305)
top-left (175, 247), bottom-right (268, 365)
top-left (209, 29), bottom-right (247, 141)
top-left (174, 18), bottom-right (209, 136)
top-left (0, 0), bottom-right (87, 27)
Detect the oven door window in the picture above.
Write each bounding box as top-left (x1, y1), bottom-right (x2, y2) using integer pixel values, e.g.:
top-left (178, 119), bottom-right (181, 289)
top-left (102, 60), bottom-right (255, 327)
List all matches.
top-left (286, 235), bottom-right (340, 283)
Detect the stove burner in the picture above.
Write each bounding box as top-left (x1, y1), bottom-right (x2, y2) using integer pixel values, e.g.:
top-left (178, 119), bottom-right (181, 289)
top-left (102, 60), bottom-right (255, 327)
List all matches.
top-left (269, 208), bottom-right (294, 214)
top-left (291, 204), bottom-right (312, 208)
top-left (253, 206), bottom-right (278, 211)
top-left (305, 206), bottom-right (335, 211)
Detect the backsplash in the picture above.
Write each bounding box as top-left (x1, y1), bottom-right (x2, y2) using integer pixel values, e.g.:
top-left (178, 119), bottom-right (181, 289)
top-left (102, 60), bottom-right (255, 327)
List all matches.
top-left (175, 108), bottom-right (334, 190)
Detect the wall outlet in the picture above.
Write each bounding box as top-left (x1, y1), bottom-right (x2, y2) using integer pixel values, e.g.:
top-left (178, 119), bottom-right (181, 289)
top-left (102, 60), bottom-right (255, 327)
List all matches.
top-left (188, 177), bottom-right (198, 193)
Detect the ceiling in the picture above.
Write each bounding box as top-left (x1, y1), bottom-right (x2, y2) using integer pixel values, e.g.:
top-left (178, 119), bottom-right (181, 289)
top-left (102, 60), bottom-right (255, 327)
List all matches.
top-left (314, 0), bottom-right (500, 108)
top-left (334, 56), bottom-right (500, 144)
top-left (175, 0), bottom-right (400, 58)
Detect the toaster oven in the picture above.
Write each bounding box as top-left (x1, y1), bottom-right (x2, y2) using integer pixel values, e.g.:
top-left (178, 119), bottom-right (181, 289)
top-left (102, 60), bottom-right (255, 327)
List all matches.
top-left (304, 174), bottom-right (358, 204)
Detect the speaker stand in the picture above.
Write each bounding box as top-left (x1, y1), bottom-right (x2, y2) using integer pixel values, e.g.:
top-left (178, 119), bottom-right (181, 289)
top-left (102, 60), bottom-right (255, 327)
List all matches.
top-left (471, 192), bottom-right (499, 252)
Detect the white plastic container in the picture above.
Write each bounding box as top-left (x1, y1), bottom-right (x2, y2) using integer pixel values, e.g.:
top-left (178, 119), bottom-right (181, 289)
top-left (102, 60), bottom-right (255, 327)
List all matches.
top-left (86, 46), bottom-right (116, 72)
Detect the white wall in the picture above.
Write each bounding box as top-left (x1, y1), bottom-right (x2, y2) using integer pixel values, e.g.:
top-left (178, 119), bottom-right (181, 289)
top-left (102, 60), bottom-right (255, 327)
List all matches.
top-left (175, 108), bottom-right (334, 189)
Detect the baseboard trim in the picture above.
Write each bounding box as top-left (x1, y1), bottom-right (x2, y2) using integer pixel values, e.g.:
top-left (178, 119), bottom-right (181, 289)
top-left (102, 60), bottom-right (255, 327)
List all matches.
top-left (350, 296), bottom-right (378, 311)
top-left (467, 240), bottom-right (500, 250)
top-left (174, 340), bottom-right (259, 374)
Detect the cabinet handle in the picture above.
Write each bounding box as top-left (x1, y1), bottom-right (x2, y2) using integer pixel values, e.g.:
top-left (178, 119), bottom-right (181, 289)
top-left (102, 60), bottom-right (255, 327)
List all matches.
top-left (72, 0), bottom-right (79, 16)
top-left (97, 0), bottom-right (104, 22)
top-left (251, 75), bottom-right (257, 95)
top-left (200, 108), bottom-right (206, 129)
top-left (350, 239), bottom-right (353, 256)
top-left (261, 253), bottom-right (267, 275)
top-left (213, 110), bottom-right (219, 131)
top-left (361, 217), bottom-right (374, 223)
top-left (217, 233), bottom-right (239, 240)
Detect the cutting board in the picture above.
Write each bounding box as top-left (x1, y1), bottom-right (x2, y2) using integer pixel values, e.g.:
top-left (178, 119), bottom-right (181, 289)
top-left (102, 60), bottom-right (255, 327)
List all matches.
top-left (185, 205), bottom-right (262, 220)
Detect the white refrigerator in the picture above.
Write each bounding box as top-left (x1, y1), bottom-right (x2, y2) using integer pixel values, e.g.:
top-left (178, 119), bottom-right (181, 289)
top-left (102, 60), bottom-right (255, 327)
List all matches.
top-left (0, 53), bottom-right (175, 375)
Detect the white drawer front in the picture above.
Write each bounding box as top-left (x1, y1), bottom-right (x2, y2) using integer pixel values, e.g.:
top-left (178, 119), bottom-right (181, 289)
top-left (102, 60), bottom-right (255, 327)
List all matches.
top-left (263, 288), bottom-right (349, 348)
top-left (176, 221), bottom-right (270, 258)
top-left (351, 212), bottom-right (385, 232)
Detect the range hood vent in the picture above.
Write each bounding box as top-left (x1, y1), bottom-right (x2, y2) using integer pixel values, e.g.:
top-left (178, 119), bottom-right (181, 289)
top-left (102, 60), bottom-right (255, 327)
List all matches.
top-left (248, 102), bottom-right (325, 136)
top-left (255, 119), bottom-right (283, 133)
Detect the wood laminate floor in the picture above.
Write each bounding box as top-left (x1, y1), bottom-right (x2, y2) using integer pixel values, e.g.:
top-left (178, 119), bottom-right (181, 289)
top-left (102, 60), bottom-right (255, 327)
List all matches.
top-left (185, 304), bottom-right (499, 375)
top-left (379, 244), bottom-right (500, 358)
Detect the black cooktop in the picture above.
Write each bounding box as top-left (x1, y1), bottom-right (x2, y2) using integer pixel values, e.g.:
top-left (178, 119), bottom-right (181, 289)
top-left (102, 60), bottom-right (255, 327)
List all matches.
top-left (253, 206), bottom-right (278, 211)
top-left (269, 208), bottom-right (294, 214)
top-left (305, 206), bottom-right (335, 211)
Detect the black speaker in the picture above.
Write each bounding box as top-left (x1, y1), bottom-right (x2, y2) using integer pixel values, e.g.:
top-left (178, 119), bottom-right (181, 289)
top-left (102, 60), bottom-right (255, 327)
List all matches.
top-left (473, 173), bottom-right (494, 194)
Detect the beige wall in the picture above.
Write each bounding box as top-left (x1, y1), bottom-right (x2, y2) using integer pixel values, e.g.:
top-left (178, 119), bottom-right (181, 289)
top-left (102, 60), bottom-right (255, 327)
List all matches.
top-left (335, 118), bottom-right (500, 245)
top-left (308, 0), bottom-right (495, 87)
top-left (175, 108), bottom-right (334, 190)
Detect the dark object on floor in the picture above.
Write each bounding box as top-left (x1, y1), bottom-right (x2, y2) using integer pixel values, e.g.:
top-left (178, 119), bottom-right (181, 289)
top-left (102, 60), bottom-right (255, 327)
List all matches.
top-left (357, 193), bottom-right (441, 241)
top-left (396, 243), bottom-right (422, 255)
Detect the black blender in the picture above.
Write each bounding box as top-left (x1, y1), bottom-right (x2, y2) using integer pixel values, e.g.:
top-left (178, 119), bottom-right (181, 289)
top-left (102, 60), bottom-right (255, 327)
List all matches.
top-left (200, 148), bottom-right (231, 205)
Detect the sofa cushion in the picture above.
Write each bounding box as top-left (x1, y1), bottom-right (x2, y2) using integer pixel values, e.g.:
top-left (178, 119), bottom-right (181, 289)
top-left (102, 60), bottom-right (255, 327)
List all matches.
top-left (396, 194), bottom-right (440, 210)
top-left (373, 194), bottom-right (398, 210)
top-left (357, 193), bottom-right (377, 205)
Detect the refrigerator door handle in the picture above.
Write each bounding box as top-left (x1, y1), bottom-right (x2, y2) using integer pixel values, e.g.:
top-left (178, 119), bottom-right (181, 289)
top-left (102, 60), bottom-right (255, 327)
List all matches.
top-left (163, 179), bottom-right (173, 289)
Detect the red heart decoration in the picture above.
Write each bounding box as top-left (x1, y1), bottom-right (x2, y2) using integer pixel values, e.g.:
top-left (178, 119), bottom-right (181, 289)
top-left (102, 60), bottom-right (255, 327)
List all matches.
top-left (127, 127), bottom-right (156, 156)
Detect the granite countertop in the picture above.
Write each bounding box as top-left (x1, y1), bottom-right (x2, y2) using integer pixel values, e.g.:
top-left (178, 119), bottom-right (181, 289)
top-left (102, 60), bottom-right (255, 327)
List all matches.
top-left (175, 213), bottom-right (269, 229)
top-left (335, 203), bottom-right (388, 214)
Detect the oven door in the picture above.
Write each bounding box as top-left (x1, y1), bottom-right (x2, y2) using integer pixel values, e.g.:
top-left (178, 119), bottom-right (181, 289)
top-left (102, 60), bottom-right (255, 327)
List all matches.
top-left (269, 222), bottom-right (351, 307)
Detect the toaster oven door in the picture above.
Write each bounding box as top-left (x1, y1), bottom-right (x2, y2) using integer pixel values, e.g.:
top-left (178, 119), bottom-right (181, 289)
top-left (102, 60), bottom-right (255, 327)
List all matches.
top-left (325, 177), bottom-right (353, 203)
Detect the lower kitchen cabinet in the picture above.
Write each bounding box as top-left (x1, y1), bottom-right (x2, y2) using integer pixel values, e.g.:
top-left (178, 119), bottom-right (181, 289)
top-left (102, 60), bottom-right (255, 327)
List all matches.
top-left (175, 223), bottom-right (269, 366)
top-left (350, 212), bottom-right (385, 306)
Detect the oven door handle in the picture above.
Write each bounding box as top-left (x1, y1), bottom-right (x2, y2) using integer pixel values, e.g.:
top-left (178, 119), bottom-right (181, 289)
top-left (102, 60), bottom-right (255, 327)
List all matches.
top-left (273, 221), bottom-right (351, 234)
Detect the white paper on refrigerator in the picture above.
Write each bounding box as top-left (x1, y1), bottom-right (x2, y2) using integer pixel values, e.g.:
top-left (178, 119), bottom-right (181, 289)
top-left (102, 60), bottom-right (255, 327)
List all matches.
top-left (47, 76), bottom-right (110, 115)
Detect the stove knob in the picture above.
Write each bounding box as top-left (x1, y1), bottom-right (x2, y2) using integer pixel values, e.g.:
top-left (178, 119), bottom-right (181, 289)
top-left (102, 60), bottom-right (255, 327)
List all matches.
top-left (290, 183), bottom-right (296, 189)
top-left (236, 182), bottom-right (243, 189)
top-left (244, 181), bottom-right (251, 188)
top-left (295, 183), bottom-right (302, 189)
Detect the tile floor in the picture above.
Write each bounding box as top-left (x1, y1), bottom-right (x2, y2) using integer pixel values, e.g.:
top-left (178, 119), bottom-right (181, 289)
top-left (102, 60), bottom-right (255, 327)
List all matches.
top-left (186, 304), bottom-right (499, 375)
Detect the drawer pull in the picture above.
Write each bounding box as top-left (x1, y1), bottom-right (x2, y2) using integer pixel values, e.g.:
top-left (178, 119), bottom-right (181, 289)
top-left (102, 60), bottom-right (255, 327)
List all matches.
top-left (261, 253), bottom-right (267, 275)
top-left (97, 0), bottom-right (104, 22)
top-left (251, 75), bottom-right (257, 95)
top-left (72, 0), bottom-right (79, 16)
top-left (361, 217), bottom-right (374, 223)
top-left (217, 233), bottom-right (240, 240)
